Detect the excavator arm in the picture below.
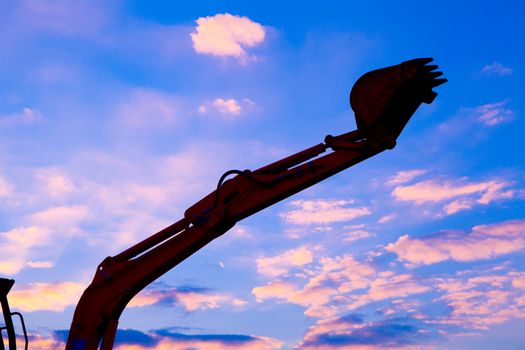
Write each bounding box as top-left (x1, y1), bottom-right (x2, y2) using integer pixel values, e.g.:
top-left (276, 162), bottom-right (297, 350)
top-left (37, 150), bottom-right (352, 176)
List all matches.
top-left (63, 57), bottom-right (446, 350)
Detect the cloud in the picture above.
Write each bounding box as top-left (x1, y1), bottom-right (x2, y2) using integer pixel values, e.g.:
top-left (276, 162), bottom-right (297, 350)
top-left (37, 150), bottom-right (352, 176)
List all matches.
top-left (198, 98), bottom-right (250, 117)
top-left (0, 107), bottom-right (43, 126)
top-left (213, 98), bottom-right (241, 115)
top-left (252, 254), bottom-right (379, 317)
top-left (35, 168), bottom-right (76, 199)
top-left (112, 329), bottom-right (284, 350)
top-left (10, 0), bottom-right (111, 37)
top-left (256, 246), bottom-right (314, 277)
top-left (25, 260), bottom-right (54, 268)
top-left (253, 280), bottom-right (298, 302)
top-left (470, 101), bottom-right (515, 126)
top-left (378, 214), bottom-right (395, 224)
top-left (191, 13), bottom-right (265, 60)
top-left (29, 205), bottom-right (91, 226)
top-left (343, 230), bottom-right (374, 242)
top-left (348, 273), bottom-right (431, 310)
top-left (298, 315), bottom-right (434, 350)
top-left (115, 89), bottom-right (183, 128)
top-left (9, 282), bottom-right (84, 312)
top-left (387, 170), bottom-right (427, 186)
top-left (0, 204), bottom-right (90, 274)
top-left (129, 285), bottom-right (246, 312)
top-left (481, 62), bottom-right (513, 76)
top-left (386, 219), bottom-right (525, 267)
top-left (30, 328), bottom-right (283, 350)
top-left (0, 174), bottom-right (14, 196)
top-left (434, 270), bottom-right (525, 330)
top-left (0, 226), bottom-right (52, 274)
top-left (280, 200), bottom-right (371, 225)
top-left (392, 177), bottom-right (514, 215)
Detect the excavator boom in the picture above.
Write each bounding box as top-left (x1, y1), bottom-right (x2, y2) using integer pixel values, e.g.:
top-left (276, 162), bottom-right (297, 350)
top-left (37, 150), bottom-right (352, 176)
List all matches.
top-left (1, 58), bottom-right (447, 350)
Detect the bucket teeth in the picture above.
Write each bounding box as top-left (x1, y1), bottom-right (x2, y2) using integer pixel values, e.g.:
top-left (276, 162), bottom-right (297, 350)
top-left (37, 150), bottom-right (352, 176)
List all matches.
top-left (403, 57), bottom-right (433, 65)
top-left (427, 71), bottom-right (444, 79)
top-left (431, 78), bottom-right (448, 87)
top-left (422, 64), bottom-right (439, 72)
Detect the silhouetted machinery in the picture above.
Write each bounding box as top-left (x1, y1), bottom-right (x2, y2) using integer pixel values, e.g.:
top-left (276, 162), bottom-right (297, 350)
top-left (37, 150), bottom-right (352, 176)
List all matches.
top-left (1, 58), bottom-right (446, 350)
top-left (0, 278), bottom-right (28, 350)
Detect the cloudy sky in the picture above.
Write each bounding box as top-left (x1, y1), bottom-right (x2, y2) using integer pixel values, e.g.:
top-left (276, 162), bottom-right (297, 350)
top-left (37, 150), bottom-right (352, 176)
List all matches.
top-left (1, 1), bottom-right (524, 349)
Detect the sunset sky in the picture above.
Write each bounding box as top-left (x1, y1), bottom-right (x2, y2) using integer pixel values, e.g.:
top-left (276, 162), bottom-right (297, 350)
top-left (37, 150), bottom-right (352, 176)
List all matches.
top-left (1, 1), bottom-right (524, 349)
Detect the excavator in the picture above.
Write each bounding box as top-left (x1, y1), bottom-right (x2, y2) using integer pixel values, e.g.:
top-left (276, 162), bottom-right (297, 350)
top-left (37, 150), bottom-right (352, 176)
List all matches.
top-left (1, 58), bottom-right (446, 350)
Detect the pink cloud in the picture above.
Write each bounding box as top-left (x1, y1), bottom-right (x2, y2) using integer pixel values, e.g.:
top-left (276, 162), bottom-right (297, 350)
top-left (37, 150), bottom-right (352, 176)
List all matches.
top-left (298, 316), bottom-right (438, 350)
top-left (9, 282), bottom-right (84, 312)
top-left (0, 226), bottom-right (52, 274)
top-left (0, 107), bottom-right (43, 126)
top-left (378, 214), bottom-right (395, 224)
top-left (114, 336), bottom-right (283, 350)
top-left (13, 0), bottom-right (111, 37)
top-left (213, 98), bottom-right (241, 115)
top-left (0, 174), bottom-right (14, 196)
top-left (280, 199), bottom-right (371, 225)
top-left (129, 287), bottom-right (247, 312)
top-left (198, 97), bottom-right (254, 118)
top-left (434, 270), bottom-right (525, 330)
top-left (343, 229), bottom-right (374, 242)
top-left (473, 101), bottom-right (515, 126)
top-left (191, 13), bottom-right (265, 61)
top-left (392, 177), bottom-right (514, 215)
top-left (35, 168), bottom-right (76, 198)
top-left (116, 88), bottom-right (183, 128)
top-left (386, 219), bottom-right (525, 266)
top-left (252, 280), bottom-right (298, 302)
top-left (20, 335), bottom-right (64, 350)
top-left (253, 254), bottom-right (381, 317)
top-left (348, 273), bottom-right (430, 310)
top-left (29, 205), bottom-right (91, 226)
top-left (386, 169), bottom-right (427, 186)
top-left (23, 331), bottom-right (283, 350)
top-left (256, 246), bottom-right (314, 277)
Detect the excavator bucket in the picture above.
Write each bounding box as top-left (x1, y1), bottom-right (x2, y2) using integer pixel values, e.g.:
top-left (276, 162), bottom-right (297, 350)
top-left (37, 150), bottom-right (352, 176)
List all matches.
top-left (350, 58), bottom-right (447, 142)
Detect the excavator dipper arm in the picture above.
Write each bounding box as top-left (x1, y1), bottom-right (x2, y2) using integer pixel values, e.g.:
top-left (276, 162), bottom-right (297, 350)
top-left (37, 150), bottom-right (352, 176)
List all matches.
top-left (65, 58), bottom-right (446, 350)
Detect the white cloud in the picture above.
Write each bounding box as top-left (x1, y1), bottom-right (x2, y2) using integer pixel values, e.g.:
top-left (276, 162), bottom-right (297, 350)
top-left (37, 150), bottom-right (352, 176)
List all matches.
top-left (481, 62), bottom-right (513, 76)
top-left (0, 107), bottom-right (43, 126)
top-left (280, 199), bottom-right (371, 225)
top-left (191, 13), bottom-right (265, 60)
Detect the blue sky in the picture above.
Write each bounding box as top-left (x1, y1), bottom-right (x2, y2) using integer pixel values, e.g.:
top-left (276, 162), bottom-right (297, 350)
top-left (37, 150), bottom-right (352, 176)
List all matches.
top-left (1, 1), bottom-right (524, 349)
